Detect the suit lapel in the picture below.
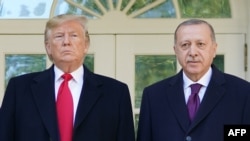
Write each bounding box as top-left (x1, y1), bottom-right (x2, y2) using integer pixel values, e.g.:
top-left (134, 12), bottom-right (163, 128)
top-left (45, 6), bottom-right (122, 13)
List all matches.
top-left (74, 67), bottom-right (102, 129)
top-left (166, 72), bottom-right (190, 132)
top-left (31, 66), bottom-right (59, 141)
top-left (188, 66), bottom-right (226, 131)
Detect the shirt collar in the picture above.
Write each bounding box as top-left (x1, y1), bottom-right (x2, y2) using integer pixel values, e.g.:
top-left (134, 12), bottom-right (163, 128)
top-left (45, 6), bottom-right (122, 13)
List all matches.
top-left (183, 67), bottom-right (212, 89)
top-left (54, 65), bottom-right (84, 83)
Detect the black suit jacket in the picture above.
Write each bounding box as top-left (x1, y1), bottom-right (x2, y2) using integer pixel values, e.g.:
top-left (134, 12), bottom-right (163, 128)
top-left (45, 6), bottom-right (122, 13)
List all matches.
top-left (0, 65), bottom-right (135, 141)
top-left (137, 65), bottom-right (250, 141)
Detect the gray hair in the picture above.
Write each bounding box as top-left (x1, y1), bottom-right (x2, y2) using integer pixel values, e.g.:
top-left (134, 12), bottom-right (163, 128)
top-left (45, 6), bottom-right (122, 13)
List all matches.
top-left (174, 19), bottom-right (216, 44)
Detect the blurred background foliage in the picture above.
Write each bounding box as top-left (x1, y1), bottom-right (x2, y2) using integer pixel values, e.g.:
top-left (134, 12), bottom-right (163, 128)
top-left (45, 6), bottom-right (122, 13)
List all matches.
top-left (5, 54), bottom-right (46, 88)
top-left (213, 55), bottom-right (224, 71)
top-left (84, 54), bottom-right (94, 72)
top-left (135, 55), bottom-right (176, 108)
top-left (178, 0), bottom-right (231, 18)
top-left (56, 0), bottom-right (230, 19)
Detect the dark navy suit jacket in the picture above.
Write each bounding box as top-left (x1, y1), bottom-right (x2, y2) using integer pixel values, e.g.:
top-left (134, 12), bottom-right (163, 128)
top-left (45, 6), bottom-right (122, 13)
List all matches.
top-left (0, 65), bottom-right (135, 141)
top-left (137, 65), bottom-right (250, 141)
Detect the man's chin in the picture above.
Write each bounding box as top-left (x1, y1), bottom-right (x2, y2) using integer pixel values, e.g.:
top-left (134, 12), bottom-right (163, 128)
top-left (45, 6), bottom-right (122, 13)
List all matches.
top-left (186, 67), bottom-right (201, 74)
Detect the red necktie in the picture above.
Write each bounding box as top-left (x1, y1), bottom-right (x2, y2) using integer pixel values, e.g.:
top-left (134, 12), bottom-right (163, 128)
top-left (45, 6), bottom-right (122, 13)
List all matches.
top-left (187, 83), bottom-right (202, 121)
top-left (56, 73), bottom-right (73, 141)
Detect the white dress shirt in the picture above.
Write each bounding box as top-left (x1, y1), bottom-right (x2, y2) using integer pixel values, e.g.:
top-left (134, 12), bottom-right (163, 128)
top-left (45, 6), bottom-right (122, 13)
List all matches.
top-left (54, 65), bottom-right (84, 124)
top-left (183, 67), bottom-right (212, 104)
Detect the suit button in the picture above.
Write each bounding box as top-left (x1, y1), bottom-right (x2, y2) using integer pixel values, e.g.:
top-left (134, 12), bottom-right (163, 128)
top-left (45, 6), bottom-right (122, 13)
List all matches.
top-left (186, 136), bottom-right (192, 141)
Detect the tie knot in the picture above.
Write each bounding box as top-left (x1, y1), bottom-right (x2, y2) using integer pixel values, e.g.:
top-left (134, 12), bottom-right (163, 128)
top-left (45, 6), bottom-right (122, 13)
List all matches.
top-left (62, 73), bottom-right (73, 81)
top-left (190, 83), bottom-right (202, 95)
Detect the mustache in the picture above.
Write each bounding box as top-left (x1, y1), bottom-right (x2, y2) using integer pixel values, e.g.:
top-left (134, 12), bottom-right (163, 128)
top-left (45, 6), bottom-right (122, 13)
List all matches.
top-left (186, 58), bottom-right (200, 62)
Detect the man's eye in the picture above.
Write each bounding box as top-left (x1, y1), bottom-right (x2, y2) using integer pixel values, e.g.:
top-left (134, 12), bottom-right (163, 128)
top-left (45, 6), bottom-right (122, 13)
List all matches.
top-left (55, 35), bottom-right (63, 38)
top-left (71, 34), bottom-right (78, 37)
top-left (198, 43), bottom-right (205, 47)
top-left (182, 43), bottom-right (188, 47)
top-left (181, 43), bottom-right (189, 49)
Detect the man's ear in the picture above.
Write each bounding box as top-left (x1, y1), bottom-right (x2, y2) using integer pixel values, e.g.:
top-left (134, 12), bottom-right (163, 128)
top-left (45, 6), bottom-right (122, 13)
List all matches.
top-left (45, 41), bottom-right (51, 56)
top-left (213, 43), bottom-right (218, 58)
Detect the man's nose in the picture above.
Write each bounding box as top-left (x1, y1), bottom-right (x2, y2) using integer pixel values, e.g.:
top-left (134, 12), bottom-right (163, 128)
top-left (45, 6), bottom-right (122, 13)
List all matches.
top-left (189, 45), bottom-right (198, 57)
top-left (63, 34), bottom-right (71, 46)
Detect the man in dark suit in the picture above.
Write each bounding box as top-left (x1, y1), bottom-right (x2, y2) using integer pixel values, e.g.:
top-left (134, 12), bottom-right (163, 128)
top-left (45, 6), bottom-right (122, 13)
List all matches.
top-left (0, 14), bottom-right (135, 141)
top-left (137, 19), bottom-right (250, 141)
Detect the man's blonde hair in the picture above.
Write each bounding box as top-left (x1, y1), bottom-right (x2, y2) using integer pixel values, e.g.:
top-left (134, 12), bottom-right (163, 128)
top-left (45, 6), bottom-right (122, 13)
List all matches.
top-left (44, 14), bottom-right (89, 43)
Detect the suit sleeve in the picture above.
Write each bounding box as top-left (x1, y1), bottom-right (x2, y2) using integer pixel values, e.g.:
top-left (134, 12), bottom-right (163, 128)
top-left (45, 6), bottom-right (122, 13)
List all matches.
top-left (243, 87), bottom-right (250, 123)
top-left (137, 88), bottom-right (152, 141)
top-left (117, 84), bottom-right (135, 141)
top-left (0, 78), bottom-right (16, 141)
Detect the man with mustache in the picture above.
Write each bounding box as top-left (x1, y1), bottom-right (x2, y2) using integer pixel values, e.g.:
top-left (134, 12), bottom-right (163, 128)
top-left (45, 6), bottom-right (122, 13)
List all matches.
top-left (137, 19), bottom-right (250, 141)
